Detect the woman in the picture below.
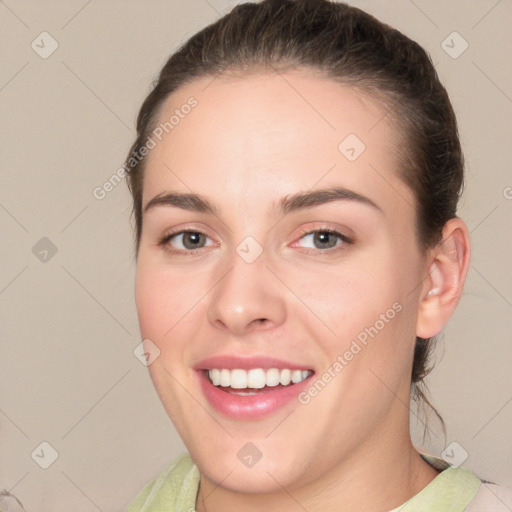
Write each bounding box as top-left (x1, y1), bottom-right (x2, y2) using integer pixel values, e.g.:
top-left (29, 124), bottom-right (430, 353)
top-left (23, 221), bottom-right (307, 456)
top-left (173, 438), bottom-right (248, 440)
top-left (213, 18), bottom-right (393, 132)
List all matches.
top-left (124, 0), bottom-right (511, 510)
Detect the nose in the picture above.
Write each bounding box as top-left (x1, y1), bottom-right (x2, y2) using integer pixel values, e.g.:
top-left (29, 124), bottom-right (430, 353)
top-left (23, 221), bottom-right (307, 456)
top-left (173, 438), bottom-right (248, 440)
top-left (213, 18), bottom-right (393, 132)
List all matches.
top-left (206, 248), bottom-right (287, 336)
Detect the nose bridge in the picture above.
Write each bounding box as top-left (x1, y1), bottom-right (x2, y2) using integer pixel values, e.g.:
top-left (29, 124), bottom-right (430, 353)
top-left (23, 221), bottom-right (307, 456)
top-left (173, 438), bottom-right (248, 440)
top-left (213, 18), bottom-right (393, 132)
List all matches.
top-left (206, 240), bottom-right (286, 334)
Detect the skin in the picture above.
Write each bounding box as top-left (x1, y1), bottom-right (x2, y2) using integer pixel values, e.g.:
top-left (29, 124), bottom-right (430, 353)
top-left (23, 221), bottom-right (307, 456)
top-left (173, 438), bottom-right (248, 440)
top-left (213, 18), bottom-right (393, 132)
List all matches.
top-left (134, 69), bottom-right (470, 512)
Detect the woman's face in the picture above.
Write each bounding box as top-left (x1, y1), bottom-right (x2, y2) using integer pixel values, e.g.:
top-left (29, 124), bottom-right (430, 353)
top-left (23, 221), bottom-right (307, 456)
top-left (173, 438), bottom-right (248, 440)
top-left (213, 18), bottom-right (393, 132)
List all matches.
top-left (135, 70), bottom-right (429, 492)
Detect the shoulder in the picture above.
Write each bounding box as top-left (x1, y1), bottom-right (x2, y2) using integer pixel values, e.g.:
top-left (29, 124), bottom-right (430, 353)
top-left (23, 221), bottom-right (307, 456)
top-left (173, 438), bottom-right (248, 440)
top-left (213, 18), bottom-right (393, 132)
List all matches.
top-left (125, 452), bottom-right (200, 512)
top-left (414, 452), bottom-right (512, 512)
top-left (466, 481), bottom-right (512, 512)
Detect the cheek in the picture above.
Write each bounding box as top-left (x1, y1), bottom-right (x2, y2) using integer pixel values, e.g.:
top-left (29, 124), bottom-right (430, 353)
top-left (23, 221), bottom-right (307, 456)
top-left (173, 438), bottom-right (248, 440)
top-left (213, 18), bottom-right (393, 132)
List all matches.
top-left (292, 256), bottom-right (400, 346)
top-left (330, 280), bottom-right (418, 398)
top-left (305, 252), bottom-right (414, 378)
top-left (135, 264), bottom-right (166, 339)
top-left (135, 257), bottom-right (202, 342)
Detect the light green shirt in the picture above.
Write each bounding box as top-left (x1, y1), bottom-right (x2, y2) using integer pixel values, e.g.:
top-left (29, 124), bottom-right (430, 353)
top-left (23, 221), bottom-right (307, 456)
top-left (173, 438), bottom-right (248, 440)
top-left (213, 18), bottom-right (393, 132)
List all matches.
top-left (126, 452), bottom-right (511, 512)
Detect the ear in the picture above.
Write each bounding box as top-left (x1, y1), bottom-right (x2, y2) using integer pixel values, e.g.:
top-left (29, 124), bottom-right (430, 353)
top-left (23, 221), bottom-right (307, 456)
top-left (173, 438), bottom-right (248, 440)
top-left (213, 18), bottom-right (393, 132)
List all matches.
top-left (416, 218), bottom-right (471, 339)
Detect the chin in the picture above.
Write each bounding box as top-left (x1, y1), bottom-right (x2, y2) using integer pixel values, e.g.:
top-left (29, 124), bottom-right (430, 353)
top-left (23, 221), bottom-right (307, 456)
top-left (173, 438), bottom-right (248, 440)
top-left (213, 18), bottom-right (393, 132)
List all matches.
top-left (197, 455), bottom-right (305, 494)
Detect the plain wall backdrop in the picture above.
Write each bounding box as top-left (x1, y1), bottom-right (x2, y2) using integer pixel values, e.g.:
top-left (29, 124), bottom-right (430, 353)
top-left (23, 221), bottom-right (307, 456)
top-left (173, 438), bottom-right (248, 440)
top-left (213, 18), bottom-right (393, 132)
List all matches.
top-left (1, 0), bottom-right (511, 510)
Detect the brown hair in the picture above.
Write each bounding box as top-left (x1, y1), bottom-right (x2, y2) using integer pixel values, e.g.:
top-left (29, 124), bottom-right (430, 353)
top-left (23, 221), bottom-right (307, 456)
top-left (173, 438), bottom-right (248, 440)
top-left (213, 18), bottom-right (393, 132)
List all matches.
top-left (125, 0), bottom-right (464, 436)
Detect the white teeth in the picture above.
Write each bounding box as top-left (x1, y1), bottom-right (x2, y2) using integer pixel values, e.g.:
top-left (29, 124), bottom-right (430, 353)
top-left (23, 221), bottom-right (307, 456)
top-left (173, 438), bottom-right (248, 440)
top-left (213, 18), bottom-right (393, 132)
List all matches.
top-left (220, 369), bottom-right (230, 387)
top-left (229, 389), bottom-right (258, 396)
top-left (207, 367), bottom-right (312, 388)
top-left (291, 370), bottom-right (303, 384)
top-left (247, 369), bottom-right (266, 389)
top-left (265, 368), bottom-right (280, 387)
top-left (210, 368), bottom-right (221, 386)
top-left (280, 369), bottom-right (291, 385)
top-left (231, 369), bottom-right (247, 389)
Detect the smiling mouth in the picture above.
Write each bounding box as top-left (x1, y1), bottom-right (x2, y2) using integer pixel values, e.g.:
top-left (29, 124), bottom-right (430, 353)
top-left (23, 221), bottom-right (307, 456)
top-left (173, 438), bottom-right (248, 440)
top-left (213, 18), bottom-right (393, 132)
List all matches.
top-left (205, 367), bottom-right (314, 395)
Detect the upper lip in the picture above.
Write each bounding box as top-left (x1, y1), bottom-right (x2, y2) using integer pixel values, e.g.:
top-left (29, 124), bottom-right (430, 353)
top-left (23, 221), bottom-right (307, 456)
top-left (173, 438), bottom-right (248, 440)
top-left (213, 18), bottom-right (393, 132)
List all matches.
top-left (193, 354), bottom-right (314, 371)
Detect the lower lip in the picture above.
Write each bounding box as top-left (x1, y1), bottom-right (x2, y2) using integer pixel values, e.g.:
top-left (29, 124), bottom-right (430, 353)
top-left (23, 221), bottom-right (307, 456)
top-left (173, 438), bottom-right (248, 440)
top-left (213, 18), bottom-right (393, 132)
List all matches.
top-left (197, 370), bottom-right (313, 420)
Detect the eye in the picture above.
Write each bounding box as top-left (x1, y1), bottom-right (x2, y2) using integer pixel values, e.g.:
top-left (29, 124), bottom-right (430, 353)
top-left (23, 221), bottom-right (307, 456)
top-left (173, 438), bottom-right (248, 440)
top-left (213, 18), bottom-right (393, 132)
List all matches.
top-left (159, 230), bottom-right (216, 254)
top-left (294, 228), bottom-right (353, 252)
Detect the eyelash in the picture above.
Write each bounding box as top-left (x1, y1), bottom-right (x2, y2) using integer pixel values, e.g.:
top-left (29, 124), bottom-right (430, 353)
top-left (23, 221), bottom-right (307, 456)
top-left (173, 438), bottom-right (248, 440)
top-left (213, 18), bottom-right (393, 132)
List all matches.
top-left (157, 226), bottom-right (354, 256)
top-left (293, 227), bottom-right (354, 253)
top-left (158, 230), bottom-right (216, 256)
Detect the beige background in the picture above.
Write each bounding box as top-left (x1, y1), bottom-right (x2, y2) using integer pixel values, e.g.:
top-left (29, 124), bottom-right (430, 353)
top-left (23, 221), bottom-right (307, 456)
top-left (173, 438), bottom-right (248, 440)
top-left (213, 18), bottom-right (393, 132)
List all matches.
top-left (1, 0), bottom-right (511, 510)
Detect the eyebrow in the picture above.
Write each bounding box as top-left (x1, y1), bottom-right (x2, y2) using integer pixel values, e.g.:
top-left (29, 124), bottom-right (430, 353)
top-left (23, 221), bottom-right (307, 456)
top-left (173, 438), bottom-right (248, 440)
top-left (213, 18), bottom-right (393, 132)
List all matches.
top-left (143, 187), bottom-right (384, 216)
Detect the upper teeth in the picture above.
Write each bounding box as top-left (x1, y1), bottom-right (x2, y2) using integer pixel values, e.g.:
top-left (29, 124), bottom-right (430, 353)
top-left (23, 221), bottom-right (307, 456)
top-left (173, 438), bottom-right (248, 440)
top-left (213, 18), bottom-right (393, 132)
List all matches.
top-left (208, 368), bottom-right (312, 389)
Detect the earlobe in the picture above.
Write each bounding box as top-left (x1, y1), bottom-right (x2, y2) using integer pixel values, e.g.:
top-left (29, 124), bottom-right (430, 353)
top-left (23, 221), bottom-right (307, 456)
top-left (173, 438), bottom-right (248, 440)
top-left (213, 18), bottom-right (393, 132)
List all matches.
top-left (416, 218), bottom-right (471, 339)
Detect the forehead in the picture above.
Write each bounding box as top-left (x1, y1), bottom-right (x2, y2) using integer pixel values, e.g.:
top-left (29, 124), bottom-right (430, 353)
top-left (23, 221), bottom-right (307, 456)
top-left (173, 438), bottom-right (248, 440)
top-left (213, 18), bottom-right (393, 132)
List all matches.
top-left (152, 70), bottom-right (394, 156)
top-left (142, 70), bottom-right (412, 216)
